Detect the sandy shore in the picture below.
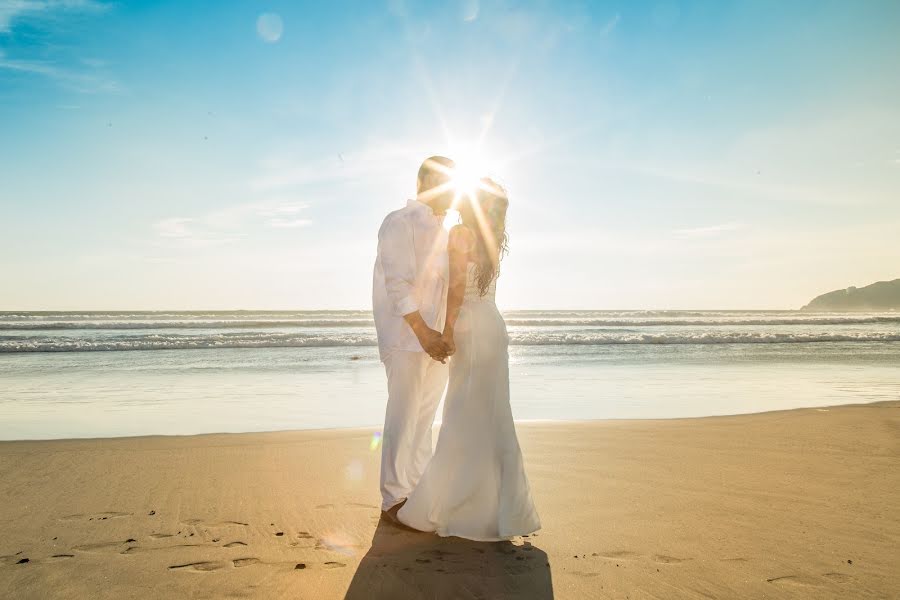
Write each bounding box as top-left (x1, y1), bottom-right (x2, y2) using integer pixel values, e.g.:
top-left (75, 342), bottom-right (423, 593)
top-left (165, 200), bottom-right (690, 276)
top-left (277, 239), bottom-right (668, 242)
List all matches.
top-left (1, 401), bottom-right (898, 599)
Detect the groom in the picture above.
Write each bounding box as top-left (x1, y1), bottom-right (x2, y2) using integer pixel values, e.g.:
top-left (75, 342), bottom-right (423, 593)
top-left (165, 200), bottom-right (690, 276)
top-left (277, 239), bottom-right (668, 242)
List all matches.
top-left (372, 155), bottom-right (456, 521)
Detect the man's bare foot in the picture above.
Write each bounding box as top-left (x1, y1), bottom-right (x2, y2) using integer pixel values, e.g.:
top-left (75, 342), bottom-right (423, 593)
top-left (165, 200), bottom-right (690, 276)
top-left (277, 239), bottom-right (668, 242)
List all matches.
top-left (381, 499), bottom-right (408, 527)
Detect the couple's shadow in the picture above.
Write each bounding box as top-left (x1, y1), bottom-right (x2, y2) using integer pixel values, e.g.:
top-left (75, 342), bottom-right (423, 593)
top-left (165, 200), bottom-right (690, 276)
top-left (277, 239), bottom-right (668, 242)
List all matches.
top-left (344, 517), bottom-right (554, 600)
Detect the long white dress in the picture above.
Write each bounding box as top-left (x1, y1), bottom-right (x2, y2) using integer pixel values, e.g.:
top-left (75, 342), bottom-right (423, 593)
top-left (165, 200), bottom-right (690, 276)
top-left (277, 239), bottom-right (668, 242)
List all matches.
top-left (397, 263), bottom-right (541, 541)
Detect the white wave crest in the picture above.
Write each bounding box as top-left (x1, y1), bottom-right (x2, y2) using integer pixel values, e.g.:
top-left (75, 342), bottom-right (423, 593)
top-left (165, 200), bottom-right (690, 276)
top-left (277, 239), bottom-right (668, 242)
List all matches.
top-left (3, 314), bottom-right (900, 330)
top-left (2, 331), bottom-right (899, 353)
top-left (0, 319), bottom-right (374, 330)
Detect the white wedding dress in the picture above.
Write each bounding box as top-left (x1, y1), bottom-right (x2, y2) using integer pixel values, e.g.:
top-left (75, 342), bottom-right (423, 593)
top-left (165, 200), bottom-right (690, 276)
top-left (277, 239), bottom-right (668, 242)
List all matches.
top-left (397, 263), bottom-right (541, 541)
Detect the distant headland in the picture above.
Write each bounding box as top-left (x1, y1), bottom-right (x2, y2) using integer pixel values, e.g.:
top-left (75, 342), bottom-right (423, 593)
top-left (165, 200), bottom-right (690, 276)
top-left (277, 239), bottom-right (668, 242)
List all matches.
top-left (802, 278), bottom-right (900, 311)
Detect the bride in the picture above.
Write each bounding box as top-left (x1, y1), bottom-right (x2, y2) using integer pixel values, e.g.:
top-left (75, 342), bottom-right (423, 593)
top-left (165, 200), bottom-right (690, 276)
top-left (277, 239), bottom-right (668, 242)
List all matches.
top-left (396, 178), bottom-right (541, 541)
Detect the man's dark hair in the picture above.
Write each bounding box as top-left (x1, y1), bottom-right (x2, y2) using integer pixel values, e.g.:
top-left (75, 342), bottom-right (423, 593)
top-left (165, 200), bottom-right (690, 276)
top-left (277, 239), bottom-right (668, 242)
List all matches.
top-left (416, 155), bottom-right (455, 194)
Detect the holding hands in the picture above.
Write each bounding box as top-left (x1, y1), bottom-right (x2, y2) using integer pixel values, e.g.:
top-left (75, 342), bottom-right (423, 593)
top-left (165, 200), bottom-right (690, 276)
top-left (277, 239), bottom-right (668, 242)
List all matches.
top-left (441, 328), bottom-right (456, 359)
top-left (419, 326), bottom-right (453, 363)
top-left (405, 312), bottom-right (456, 363)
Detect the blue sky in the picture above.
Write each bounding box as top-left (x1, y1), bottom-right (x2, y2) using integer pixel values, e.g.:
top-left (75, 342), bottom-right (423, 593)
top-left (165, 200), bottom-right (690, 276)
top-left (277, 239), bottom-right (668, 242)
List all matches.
top-left (1, 0), bottom-right (898, 310)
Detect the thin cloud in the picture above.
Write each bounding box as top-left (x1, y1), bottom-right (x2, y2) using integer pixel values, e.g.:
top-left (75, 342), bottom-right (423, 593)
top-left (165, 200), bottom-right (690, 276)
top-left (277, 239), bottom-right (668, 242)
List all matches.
top-left (268, 218), bottom-right (312, 229)
top-left (599, 13), bottom-right (620, 36)
top-left (251, 142), bottom-right (423, 191)
top-left (202, 199), bottom-right (310, 229)
top-left (0, 51), bottom-right (120, 93)
top-left (674, 223), bottom-right (744, 238)
top-left (151, 217), bottom-right (238, 248)
top-left (152, 201), bottom-right (312, 247)
top-left (0, 2), bottom-right (118, 93)
top-left (153, 217), bottom-right (197, 239)
top-left (0, 0), bottom-right (109, 33)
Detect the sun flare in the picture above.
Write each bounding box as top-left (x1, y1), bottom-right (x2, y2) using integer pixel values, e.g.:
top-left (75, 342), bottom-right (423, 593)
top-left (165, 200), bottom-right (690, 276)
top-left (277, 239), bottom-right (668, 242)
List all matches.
top-left (449, 145), bottom-right (491, 199)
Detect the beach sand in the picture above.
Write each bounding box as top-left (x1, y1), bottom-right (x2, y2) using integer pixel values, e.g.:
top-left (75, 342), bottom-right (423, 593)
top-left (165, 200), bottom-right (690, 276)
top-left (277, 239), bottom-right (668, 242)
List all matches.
top-left (1, 401), bottom-right (898, 599)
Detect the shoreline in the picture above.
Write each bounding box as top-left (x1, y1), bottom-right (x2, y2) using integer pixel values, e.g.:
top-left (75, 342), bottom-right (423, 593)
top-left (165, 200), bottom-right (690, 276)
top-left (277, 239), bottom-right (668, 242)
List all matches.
top-left (0, 399), bottom-right (890, 444)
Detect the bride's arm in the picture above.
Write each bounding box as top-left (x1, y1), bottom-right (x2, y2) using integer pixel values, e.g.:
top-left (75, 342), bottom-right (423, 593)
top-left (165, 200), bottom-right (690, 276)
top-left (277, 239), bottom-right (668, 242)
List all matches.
top-left (443, 225), bottom-right (473, 351)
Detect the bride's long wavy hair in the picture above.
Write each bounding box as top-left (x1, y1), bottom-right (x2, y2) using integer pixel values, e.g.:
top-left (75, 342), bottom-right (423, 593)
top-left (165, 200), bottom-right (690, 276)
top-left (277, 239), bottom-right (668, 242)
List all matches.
top-left (459, 177), bottom-right (509, 297)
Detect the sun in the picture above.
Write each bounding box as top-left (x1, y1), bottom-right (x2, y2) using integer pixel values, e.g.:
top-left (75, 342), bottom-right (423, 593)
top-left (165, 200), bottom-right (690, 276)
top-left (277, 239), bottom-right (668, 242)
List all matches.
top-left (449, 145), bottom-right (490, 199)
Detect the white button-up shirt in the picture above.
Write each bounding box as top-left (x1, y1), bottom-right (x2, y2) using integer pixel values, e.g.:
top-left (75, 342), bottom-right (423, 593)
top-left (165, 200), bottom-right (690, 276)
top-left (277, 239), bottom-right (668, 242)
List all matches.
top-left (372, 199), bottom-right (449, 362)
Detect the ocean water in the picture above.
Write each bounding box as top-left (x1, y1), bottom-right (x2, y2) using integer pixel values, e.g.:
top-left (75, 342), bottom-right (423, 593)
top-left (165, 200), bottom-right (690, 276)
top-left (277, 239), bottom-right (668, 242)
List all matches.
top-left (1, 310), bottom-right (898, 440)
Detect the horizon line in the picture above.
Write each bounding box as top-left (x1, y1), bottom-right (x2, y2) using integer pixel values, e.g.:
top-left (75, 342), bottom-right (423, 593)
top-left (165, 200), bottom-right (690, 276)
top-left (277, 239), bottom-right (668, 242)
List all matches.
top-left (0, 306), bottom-right (841, 313)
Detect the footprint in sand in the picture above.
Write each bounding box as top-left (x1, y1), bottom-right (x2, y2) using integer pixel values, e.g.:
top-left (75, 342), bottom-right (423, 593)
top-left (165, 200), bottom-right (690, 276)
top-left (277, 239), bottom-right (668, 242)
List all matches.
top-left (653, 555), bottom-right (692, 564)
top-left (181, 519), bottom-right (248, 527)
top-left (149, 533), bottom-right (175, 539)
top-left (168, 561), bottom-right (227, 572)
top-left (72, 540), bottom-right (130, 553)
top-left (767, 575), bottom-right (822, 587)
top-left (571, 570), bottom-right (601, 578)
top-left (315, 504), bottom-right (335, 509)
top-left (121, 543), bottom-right (210, 554)
top-left (324, 561), bottom-right (346, 569)
top-left (233, 558), bottom-right (261, 568)
top-left (50, 554), bottom-right (75, 560)
top-left (60, 511), bottom-right (131, 522)
top-left (422, 549), bottom-right (457, 560)
top-left (822, 572), bottom-right (854, 583)
top-left (592, 550), bottom-right (641, 560)
top-left (223, 541), bottom-right (248, 548)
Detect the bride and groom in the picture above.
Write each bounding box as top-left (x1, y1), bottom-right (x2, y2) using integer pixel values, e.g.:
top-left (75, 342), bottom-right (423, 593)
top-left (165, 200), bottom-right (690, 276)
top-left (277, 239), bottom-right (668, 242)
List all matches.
top-left (372, 155), bottom-right (540, 541)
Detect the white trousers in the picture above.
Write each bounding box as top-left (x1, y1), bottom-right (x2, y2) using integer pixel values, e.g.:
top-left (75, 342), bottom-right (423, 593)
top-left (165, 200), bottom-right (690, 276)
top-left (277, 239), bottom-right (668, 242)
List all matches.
top-left (380, 350), bottom-right (449, 511)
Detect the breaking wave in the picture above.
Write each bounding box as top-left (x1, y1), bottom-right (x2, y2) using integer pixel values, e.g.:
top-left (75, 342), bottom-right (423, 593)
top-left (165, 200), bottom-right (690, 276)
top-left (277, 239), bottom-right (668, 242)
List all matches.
top-left (2, 315), bottom-right (900, 330)
top-left (3, 331), bottom-right (900, 353)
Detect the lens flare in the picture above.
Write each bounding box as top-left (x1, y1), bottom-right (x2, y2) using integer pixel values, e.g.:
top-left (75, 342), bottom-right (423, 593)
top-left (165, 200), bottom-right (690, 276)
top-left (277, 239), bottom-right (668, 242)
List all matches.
top-left (317, 531), bottom-right (357, 555)
top-left (256, 13), bottom-right (283, 43)
top-left (344, 459), bottom-right (363, 482)
top-left (452, 163), bottom-right (481, 198)
top-left (370, 431), bottom-right (382, 451)
top-left (449, 145), bottom-right (490, 199)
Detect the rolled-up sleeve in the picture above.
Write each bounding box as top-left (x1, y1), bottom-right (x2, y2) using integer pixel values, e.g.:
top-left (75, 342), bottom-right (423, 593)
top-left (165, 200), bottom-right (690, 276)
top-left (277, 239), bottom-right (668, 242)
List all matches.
top-left (378, 216), bottom-right (419, 316)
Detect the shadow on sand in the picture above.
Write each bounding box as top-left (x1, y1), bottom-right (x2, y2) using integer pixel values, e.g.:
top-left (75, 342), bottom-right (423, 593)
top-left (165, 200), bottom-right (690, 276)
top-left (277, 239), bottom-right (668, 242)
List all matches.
top-left (344, 518), bottom-right (554, 600)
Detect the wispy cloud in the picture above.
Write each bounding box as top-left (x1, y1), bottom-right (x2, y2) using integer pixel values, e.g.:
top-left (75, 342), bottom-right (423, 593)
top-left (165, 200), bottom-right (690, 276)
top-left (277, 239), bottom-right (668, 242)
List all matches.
top-left (151, 217), bottom-right (242, 248)
top-left (0, 49), bottom-right (120, 93)
top-left (674, 223), bottom-right (744, 238)
top-left (152, 200), bottom-right (312, 248)
top-left (268, 218), bottom-right (313, 229)
top-left (154, 217), bottom-right (194, 239)
top-left (251, 142), bottom-right (423, 191)
top-left (599, 13), bottom-right (620, 36)
top-left (0, 1), bottom-right (118, 92)
top-left (0, 0), bottom-right (109, 33)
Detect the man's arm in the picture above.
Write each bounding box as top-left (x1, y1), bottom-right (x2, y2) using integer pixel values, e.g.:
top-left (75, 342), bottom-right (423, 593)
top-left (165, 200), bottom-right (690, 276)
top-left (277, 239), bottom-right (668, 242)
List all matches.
top-left (379, 216), bottom-right (419, 317)
top-left (379, 215), bottom-right (449, 361)
top-left (403, 311), bottom-right (449, 363)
